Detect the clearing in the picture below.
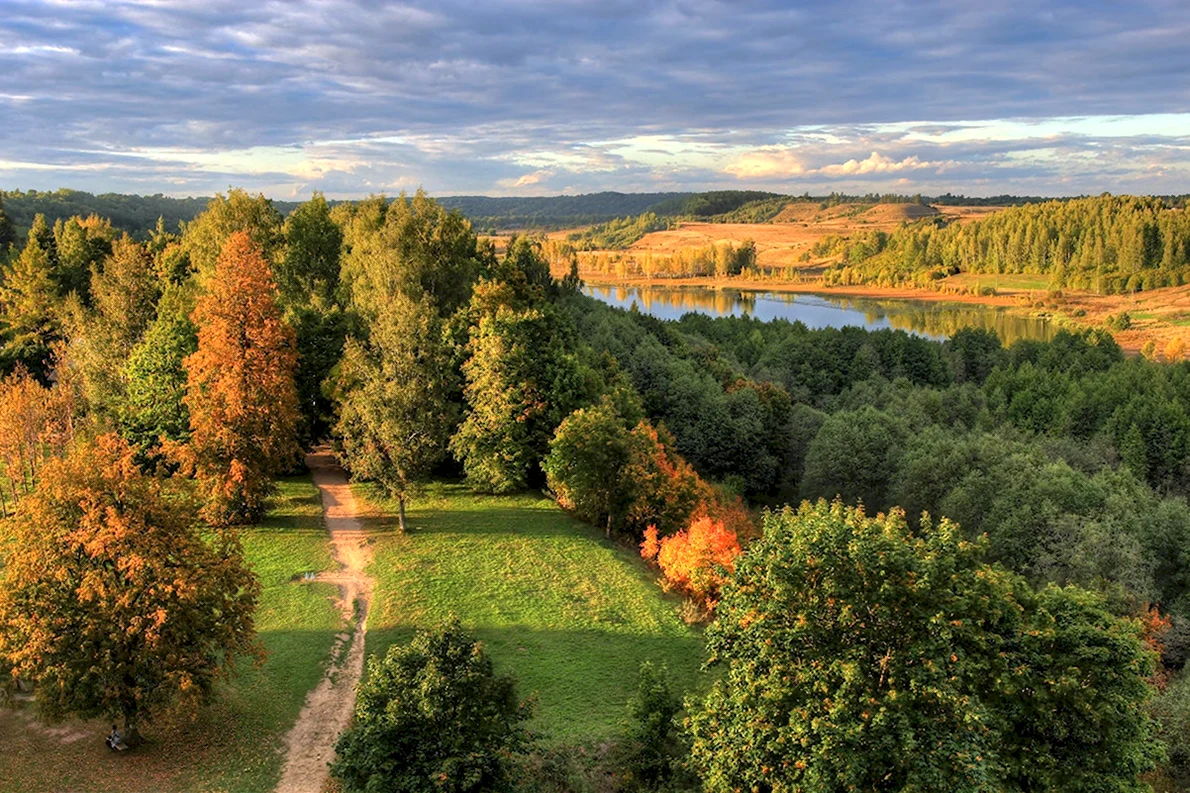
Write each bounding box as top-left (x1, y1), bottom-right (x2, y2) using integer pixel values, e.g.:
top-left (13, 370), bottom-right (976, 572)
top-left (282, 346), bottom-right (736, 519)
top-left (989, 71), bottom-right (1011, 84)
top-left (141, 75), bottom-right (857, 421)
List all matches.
top-left (357, 482), bottom-right (706, 744)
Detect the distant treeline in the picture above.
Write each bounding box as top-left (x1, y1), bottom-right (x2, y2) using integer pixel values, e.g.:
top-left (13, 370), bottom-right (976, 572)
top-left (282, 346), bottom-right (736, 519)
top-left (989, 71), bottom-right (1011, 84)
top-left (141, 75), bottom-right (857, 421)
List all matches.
top-left (823, 194), bottom-right (1190, 294)
top-left (438, 192), bottom-right (685, 230)
top-left (19, 188), bottom-right (1190, 241)
top-left (0, 189), bottom-right (302, 238)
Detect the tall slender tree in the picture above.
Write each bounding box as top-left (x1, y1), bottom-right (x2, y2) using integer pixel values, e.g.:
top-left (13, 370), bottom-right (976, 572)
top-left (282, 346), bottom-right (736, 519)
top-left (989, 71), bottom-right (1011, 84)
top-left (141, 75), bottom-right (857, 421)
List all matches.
top-left (183, 232), bottom-right (300, 525)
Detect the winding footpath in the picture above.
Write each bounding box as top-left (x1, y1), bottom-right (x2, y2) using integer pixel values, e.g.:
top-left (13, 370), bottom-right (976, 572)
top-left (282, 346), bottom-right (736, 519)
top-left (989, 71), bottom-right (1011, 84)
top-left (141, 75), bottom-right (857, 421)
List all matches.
top-left (275, 448), bottom-right (374, 793)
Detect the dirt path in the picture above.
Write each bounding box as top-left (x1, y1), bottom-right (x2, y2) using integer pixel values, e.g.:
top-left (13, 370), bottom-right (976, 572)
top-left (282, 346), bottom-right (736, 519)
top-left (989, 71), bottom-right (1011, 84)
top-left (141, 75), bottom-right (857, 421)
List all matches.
top-left (275, 448), bottom-right (373, 793)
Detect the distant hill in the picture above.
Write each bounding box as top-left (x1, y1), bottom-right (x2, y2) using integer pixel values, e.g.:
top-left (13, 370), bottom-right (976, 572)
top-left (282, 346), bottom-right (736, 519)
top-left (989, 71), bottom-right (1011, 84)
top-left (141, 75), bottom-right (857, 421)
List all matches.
top-left (11, 187), bottom-right (1185, 240)
top-left (436, 192), bottom-right (687, 230)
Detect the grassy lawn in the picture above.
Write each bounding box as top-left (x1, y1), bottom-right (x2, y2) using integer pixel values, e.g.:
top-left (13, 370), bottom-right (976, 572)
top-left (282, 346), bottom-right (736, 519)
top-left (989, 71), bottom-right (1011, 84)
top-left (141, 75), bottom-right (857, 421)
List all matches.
top-left (359, 482), bottom-right (706, 745)
top-left (0, 475), bottom-right (341, 793)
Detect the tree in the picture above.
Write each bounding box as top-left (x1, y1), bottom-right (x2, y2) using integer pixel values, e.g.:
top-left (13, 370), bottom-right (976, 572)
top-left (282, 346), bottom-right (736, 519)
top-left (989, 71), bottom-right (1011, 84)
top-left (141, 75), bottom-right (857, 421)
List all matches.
top-left (53, 214), bottom-right (116, 300)
top-left (800, 406), bottom-right (907, 510)
top-left (451, 286), bottom-right (582, 493)
top-left (0, 364), bottom-right (74, 513)
top-left (0, 234), bottom-right (59, 376)
top-left (120, 286), bottom-right (197, 453)
top-left (688, 501), bottom-right (1160, 793)
top-left (331, 620), bottom-right (531, 793)
top-left (279, 194), bottom-right (346, 440)
top-left (616, 662), bottom-right (687, 791)
top-left (543, 397), bottom-right (636, 534)
top-left (183, 232), bottom-right (300, 525)
top-left (67, 235), bottom-right (160, 416)
top-left (640, 515), bottom-right (741, 606)
top-left (181, 189), bottom-right (283, 281)
top-left (0, 195), bottom-right (15, 253)
top-left (0, 433), bottom-right (260, 745)
top-left (278, 192), bottom-right (342, 304)
top-left (335, 293), bottom-right (456, 531)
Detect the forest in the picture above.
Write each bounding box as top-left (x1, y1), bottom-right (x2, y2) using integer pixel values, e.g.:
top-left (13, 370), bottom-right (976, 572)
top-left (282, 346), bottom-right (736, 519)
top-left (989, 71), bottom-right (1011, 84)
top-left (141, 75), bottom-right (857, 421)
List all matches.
top-left (1, 188), bottom-right (1188, 793)
top-left (823, 194), bottom-right (1190, 293)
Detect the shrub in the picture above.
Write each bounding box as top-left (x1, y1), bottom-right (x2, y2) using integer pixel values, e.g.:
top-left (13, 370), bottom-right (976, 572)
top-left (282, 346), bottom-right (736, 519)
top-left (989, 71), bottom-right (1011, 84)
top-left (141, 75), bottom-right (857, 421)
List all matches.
top-left (331, 620), bottom-right (532, 793)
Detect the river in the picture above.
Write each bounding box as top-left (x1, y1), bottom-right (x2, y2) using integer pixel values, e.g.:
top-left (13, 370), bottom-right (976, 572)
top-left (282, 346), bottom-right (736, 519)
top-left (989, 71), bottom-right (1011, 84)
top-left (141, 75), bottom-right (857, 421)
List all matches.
top-left (583, 283), bottom-right (1056, 345)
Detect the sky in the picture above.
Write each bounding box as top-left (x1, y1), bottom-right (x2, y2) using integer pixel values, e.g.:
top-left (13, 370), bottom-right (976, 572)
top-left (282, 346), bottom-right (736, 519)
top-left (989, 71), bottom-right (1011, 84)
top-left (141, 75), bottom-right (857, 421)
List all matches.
top-left (2, 0), bottom-right (1189, 199)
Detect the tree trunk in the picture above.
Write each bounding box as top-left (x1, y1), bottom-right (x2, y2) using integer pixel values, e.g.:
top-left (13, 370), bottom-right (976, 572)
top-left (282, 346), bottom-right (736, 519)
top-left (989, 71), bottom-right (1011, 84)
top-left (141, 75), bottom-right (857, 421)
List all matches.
top-left (122, 708), bottom-right (142, 747)
top-left (397, 496), bottom-right (407, 534)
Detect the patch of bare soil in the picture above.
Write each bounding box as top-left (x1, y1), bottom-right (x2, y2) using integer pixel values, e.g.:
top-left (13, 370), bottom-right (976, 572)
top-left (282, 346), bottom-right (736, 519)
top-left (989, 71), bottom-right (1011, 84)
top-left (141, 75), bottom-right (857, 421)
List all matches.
top-left (274, 448), bottom-right (373, 793)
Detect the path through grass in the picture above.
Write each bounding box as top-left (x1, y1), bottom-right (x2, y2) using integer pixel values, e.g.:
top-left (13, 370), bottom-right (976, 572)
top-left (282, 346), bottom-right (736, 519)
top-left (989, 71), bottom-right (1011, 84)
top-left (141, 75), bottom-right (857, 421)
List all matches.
top-left (360, 482), bottom-right (705, 744)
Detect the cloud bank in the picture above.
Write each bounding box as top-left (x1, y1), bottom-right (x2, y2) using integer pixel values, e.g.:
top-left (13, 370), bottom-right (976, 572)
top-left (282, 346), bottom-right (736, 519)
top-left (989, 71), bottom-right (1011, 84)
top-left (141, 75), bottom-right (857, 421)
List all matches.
top-left (2, 1), bottom-right (1188, 197)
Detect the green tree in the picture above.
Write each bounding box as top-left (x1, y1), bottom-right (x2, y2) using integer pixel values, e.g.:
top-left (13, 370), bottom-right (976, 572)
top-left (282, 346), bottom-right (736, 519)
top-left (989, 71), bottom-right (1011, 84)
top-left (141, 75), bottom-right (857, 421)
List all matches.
top-left (688, 501), bottom-right (1160, 793)
top-left (67, 235), bottom-right (160, 416)
top-left (331, 620), bottom-right (531, 793)
top-left (335, 293), bottom-right (456, 532)
top-left (616, 662), bottom-right (687, 791)
top-left (120, 286), bottom-right (197, 452)
top-left (0, 196), bottom-right (15, 253)
top-left (0, 234), bottom-right (59, 376)
top-left (0, 433), bottom-right (260, 745)
top-left (543, 397), bottom-right (636, 534)
top-left (452, 285), bottom-right (582, 493)
top-left (181, 189), bottom-right (283, 281)
top-left (278, 192), bottom-right (343, 304)
top-left (53, 214), bottom-right (116, 300)
top-left (800, 406), bottom-right (907, 509)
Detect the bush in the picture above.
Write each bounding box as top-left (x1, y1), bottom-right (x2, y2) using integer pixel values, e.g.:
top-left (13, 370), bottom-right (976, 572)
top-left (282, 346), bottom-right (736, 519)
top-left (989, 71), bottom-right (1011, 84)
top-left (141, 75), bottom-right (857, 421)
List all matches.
top-left (613, 662), bottom-right (690, 792)
top-left (331, 620), bottom-right (532, 793)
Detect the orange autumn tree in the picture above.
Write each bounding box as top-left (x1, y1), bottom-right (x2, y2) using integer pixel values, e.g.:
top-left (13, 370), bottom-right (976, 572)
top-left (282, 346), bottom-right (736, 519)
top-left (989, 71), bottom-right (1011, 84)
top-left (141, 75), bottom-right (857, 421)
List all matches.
top-left (642, 513), bottom-right (742, 607)
top-left (0, 361), bottom-right (75, 515)
top-left (183, 231), bottom-right (300, 525)
top-left (0, 433), bottom-right (260, 745)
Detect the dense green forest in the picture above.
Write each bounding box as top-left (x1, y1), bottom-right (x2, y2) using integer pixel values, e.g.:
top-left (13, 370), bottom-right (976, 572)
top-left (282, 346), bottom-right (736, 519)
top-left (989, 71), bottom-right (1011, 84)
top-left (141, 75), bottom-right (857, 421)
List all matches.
top-left (823, 194), bottom-right (1190, 293)
top-left (2, 188), bottom-right (1188, 791)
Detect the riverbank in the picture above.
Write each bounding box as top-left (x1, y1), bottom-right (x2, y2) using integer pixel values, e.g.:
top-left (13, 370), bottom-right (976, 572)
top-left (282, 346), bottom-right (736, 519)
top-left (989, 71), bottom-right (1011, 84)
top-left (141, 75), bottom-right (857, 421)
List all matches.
top-left (568, 270), bottom-right (1190, 356)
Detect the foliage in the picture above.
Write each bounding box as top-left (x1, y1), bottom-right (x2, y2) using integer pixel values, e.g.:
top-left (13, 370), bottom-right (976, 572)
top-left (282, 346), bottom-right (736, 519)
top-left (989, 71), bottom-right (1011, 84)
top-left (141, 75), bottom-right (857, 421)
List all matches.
top-left (336, 292), bottom-right (457, 530)
top-left (0, 433), bottom-right (261, 743)
top-left (614, 662), bottom-right (688, 791)
top-left (331, 620), bottom-right (531, 793)
top-left (182, 189), bottom-right (284, 281)
top-left (120, 285), bottom-right (197, 453)
top-left (0, 364), bottom-right (74, 511)
top-left (640, 515), bottom-right (741, 606)
top-left (66, 234), bottom-right (160, 417)
top-left (688, 500), bottom-right (1160, 793)
top-left (1153, 670), bottom-right (1190, 784)
top-left (339, 190), bottom-right (480, 319)
top-left (822, 194), bottom-right (1190, 294)
top-left (182, 232), bottom-right (300, 525)
top-left (452, 285), bottom-right (582, 493)
top-left (0, 233), bottom-right (59, 376)
top-left (568, 212), bottom-right (668, 250)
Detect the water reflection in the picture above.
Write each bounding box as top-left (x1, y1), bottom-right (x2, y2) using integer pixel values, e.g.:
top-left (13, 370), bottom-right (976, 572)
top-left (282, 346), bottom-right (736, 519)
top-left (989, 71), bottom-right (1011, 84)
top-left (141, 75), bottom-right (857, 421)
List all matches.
top-left (584, 284), bottom-right (1056, 345)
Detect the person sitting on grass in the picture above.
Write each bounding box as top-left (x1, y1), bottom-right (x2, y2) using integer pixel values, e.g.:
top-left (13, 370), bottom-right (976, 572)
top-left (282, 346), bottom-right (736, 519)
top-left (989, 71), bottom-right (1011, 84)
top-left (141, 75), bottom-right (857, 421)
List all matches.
top-left (106, 724), bottom-right (127, 752)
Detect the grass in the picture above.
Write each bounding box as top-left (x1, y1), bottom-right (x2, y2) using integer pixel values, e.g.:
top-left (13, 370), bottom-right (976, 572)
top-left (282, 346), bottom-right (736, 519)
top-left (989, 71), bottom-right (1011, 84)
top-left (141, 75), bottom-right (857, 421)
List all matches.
top-left (0, 475), bottom-right (341, 793)
top-left (359, 481), bottom-right (706, 744)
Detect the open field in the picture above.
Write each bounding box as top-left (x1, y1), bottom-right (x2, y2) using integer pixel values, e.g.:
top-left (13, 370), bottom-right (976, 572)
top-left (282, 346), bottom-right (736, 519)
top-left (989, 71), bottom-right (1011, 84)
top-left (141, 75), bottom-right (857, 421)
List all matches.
top-left (563, 202), bottom-right (997, 271)
top-left (355, 482), bottom-right (706, 744)
top-left (0, 476), bottom-right (341, 793)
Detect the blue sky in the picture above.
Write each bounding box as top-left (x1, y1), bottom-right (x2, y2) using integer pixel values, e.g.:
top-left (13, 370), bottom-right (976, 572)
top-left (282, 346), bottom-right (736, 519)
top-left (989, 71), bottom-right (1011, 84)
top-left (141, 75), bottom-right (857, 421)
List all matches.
top-left (2, 0), bottom-right (1188, 198)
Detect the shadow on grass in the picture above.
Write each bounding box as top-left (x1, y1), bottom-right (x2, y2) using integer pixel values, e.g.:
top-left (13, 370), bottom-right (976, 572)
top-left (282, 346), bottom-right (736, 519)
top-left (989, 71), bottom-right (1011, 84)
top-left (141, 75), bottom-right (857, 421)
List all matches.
top-left (364, 624), bottom-right (707, 744)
